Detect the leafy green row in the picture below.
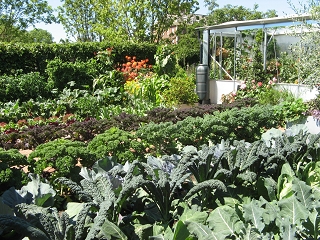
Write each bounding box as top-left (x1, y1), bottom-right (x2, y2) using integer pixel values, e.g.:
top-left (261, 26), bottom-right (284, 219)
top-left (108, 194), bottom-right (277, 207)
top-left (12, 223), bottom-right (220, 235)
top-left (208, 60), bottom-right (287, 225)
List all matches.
top-left (1, 127), bottom-right (320, 239)
top-left (0, 99), bottom-right (257, 149)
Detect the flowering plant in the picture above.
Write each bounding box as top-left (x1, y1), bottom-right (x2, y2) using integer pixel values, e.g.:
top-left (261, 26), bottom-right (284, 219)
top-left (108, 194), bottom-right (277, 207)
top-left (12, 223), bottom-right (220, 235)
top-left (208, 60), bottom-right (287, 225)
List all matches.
top-left (221, 78), bottom-right (277, 104)
top-left (305, 94), bottom-right (320, 120)
top-left (117, 55), bottom-right (152, 81)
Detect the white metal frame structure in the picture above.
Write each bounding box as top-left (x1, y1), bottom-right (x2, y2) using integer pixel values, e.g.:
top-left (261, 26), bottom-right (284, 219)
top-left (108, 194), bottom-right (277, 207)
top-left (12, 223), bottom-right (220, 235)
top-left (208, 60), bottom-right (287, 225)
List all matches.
top-left (197, 14), bottom-right (317, 80)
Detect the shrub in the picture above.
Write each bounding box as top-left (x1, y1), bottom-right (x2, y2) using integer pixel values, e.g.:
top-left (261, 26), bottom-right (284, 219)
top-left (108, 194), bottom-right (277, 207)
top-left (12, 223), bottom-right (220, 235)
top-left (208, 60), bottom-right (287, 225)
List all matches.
top-left (87, 127), bottom-right (146, 164)
top-left (0, 148), bottom-right (29, 194)
top-left (46, 58), bottom-right (99, 91)
top-left (163, 69), bottom-right (198, 105)
top-left (0, 72), bottom-right (51, 102)
top-left (28, 139), bottom-right (96, 184)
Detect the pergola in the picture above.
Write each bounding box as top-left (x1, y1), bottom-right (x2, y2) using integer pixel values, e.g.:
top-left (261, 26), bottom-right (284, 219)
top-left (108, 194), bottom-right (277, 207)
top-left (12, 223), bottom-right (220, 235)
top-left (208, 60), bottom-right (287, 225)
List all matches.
top-left (196, 14), bottom-right (317, 81)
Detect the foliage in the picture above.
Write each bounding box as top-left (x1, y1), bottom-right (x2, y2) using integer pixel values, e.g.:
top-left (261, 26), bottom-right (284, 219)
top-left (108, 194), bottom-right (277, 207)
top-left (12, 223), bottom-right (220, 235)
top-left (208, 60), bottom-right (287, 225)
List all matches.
top-left (0, 71), bottom-right (52, 102)
top-left (87, 127), bottom-right (146, 164)
top-left (206, 3), bottom-right (276, 23)
top-left (221, 79), bottom-right (296, 106)
top-left (1, 173), bottom-right (56, 209)
top-left (22, 29), bottom-right (54, 44)
top-left (162, 68), bottom-right (198, 106)
top-left (0, 0), bottom-right (56, 42)
top-left (2, 128), bottom-right (320, 239)
top-left (125, 73), bottom-right (170, 106)
top-left (153, 45), bottom-right (177, 77)
top-left (0, 148), bottom-right (29, 194)
top-left (277, 51), bottom-right (299, 83)
top-left (173, 19), bottom-right (203, 67)
top-left (57, 0), bottom-right (199, 43)
top-left (57, 0), bottom-right (100, 42)
top-left (273, 98), bottom-right (309, 123)
top-left (27, 139), bottom-right (96, 184)
top-left (0, 100), bottom-right (275, 151)
top-left (0, 41), bottom-right (157, 76)
top-left (306, 94), bottom-right (320, 120)
top-left (136, 104), bottom-right (282, 155)
top-left (46, 58), bottom-right (99, 91)
top-left (288, 18), bottom-right (320, 87)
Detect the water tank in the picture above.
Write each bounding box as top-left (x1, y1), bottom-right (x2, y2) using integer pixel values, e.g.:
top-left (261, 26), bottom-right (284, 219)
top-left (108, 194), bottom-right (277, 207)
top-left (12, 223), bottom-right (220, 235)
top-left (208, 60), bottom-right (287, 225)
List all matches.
top-left (196, 64), bottom-right (209, 101)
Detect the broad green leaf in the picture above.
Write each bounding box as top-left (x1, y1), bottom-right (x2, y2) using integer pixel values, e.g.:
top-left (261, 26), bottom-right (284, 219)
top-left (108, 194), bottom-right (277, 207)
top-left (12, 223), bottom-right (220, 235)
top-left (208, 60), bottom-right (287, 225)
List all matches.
top-left (185, 221), bottom-right (221, 240)
top-left (0, 197), bottom-right (13, 215)
top-left (101, 219), bottom-right (127, 240)
top-left (243, 199), bottom-right (265, 233)
top-left (65, 202), bottom-right (85, 222)
top-left (152, 224), bottom-right (165, 236)
top-left (262, 200), bottom-right (279, 225)
top-left (238, 223), bottom-right (262, 240)
top-left (179, 207), bottom-right (208, 224)
top-left (292, 178), bottom-right (314, 210)
top-left (34, 193), bottom-right (55, 208)
top-left (257, 177), bottom-right (277, 201)
top-left (173, 221), bottom-right (190, 240)
top-left (278, 195), bottom-right (308, 227)
top-left (149, 225), bottom-right (173, 240)
top-left (207, 205), bottom-right (244, 238)
top-left (279, 218), bottom-right (295, 240)
top-left (304, 161), bottom-right (320, 189)
top-left (133, 224), bottom-right (153, 239)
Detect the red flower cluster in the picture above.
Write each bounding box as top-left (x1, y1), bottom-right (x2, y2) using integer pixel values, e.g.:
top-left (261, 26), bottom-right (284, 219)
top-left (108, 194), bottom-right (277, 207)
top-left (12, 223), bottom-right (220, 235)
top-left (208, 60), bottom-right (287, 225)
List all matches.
top-left (117, 56), bottom-right (152, 81)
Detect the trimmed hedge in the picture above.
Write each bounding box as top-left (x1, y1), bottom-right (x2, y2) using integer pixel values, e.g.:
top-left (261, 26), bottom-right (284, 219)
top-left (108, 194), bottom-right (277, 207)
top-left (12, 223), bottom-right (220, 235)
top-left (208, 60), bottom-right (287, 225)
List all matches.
top-left (0, 42), bottom-right (158, 76)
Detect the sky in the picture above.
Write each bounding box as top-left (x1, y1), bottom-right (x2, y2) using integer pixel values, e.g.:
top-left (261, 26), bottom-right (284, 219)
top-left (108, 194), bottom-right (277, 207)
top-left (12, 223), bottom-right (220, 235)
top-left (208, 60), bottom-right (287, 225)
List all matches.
top-left (31, 0), bottom-right (302, 42)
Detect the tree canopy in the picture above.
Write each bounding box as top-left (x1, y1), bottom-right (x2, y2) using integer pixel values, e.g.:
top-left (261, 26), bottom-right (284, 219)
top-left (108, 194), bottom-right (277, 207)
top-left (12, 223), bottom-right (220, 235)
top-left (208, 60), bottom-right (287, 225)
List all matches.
top-left (57, 0), bottom-right (199, 43)
top-left (0, 0), bottom-right (56, 42)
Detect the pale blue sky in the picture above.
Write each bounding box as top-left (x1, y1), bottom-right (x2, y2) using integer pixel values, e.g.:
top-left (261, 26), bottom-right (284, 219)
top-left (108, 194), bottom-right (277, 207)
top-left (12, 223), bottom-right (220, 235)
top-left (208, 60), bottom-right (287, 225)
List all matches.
top-left (32, 0), bottom-right (302, 42)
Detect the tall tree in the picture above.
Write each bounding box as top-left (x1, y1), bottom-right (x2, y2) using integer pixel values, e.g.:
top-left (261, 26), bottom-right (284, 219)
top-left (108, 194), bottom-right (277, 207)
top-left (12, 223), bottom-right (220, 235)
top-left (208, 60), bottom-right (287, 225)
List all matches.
top-left (203, 0), bottom-right (218, 13)
top-left (57, 0), bottom-right (101, 42)
top-left (58, 0), bottom-right (199, 43)
top-left (206, 4), bottom-right (277, 26)
top-left (0, 0), bottom-right (56, 42)
top-left (23, 29), bottom-right (54, 43)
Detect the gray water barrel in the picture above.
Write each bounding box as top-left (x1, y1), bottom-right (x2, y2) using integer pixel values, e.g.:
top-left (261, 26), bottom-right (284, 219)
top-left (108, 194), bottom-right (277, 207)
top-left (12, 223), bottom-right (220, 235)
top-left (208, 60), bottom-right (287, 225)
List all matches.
top-left (196, 64), bottom-right (209, 101)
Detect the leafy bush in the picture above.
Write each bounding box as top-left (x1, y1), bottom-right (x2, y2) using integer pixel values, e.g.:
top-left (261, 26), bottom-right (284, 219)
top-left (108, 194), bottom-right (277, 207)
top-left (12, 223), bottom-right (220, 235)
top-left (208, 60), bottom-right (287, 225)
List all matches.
top-left (0, 148), bottom-right (29, 194)
top-left (27, 139), bottom-right (96, 184)
top-left (87, 127), bottom-right (146, 164)
top-left (136, 105), bottom-right (281, 155)
top-left (273, 98), bottom-right (309, 123)
top-left (163, 69), bottom-right (198, 105)
top-left (46, 58), bottom-right (99, 91)
top-left (0, 72), bottom-right (51, 102)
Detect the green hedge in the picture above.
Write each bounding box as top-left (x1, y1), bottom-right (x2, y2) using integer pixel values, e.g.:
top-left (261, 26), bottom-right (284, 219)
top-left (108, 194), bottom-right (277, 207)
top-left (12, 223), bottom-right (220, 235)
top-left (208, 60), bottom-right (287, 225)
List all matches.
top-left (0, 42), bottom-right (158, 76)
